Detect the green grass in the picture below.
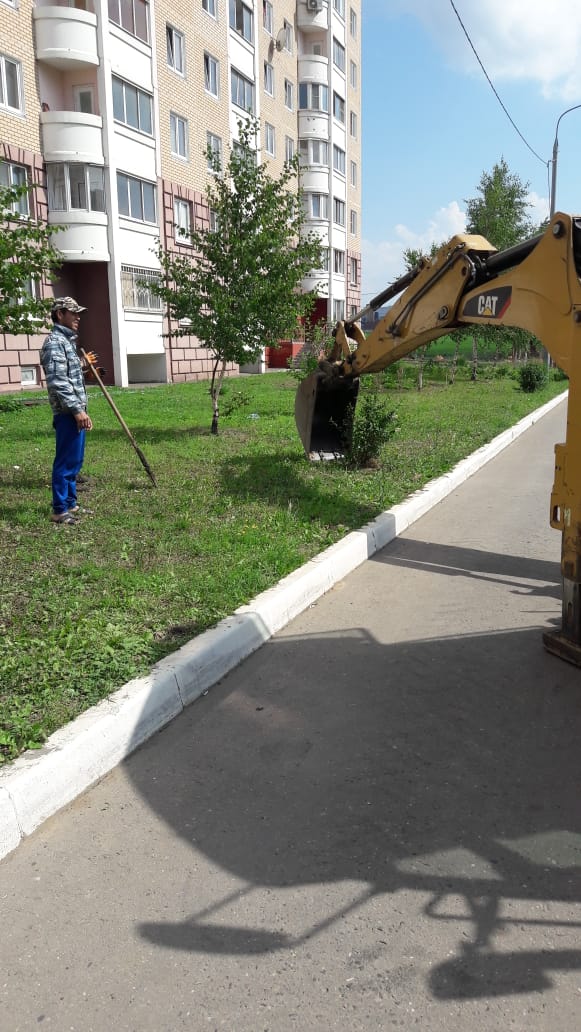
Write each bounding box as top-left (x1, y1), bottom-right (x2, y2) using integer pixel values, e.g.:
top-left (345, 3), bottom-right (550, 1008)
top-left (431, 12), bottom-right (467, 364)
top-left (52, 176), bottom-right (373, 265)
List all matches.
top-left (0, 370), bottom-right (566, 762)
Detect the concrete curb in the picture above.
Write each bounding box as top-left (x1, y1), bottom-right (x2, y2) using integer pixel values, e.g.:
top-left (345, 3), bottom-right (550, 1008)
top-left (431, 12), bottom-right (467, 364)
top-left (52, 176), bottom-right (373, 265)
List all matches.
top-left (0, 390), bottom-right (567, 860)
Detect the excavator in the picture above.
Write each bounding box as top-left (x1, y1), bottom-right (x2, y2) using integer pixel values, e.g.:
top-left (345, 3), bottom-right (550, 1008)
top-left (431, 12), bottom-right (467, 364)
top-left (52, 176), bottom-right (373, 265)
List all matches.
top-left (294, 211), bottom-right (581, 668)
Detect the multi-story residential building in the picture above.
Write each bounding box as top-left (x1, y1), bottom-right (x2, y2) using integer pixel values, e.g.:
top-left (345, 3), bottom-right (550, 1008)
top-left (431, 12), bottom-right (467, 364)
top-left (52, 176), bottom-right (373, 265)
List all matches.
top-left (0, 0), bottom-right (361, 392)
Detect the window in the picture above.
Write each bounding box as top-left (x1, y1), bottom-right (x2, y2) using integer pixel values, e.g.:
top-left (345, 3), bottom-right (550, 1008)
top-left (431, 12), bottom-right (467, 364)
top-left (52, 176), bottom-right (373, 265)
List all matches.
top-left (209, 208), bottom-right (219, 232)
top-left (333, 197), bottom-right (345, 226)
top-left (263, 0), bottom-right (273, 34)
top-left (174, 198), bottom-right (191, 240)
top-left (121, 265), bottom-right (162, 311)
top-left (117, 172), bottom-right (156, 223)
top-left (166, 25), bottom-right (184, 74)
top-left (264, 61), bottom-right (274, 96)
top-left (285, 136), bottom-right (295, 162)
top-left (332, 38), bottom-right (345, 72)
top-left (204, 53), bottom-right (219, 96)
top-left (231, 68), bottom-right (255, 112)
top-left (0, 54), bottom-right (23, 114)
top-left (299, 139), bottom-right (329, 165)
top-left (333, 91), bottom-right (345, 123)
top-left (0, 161), bottom-right (28, 214)
top-left (350, 7), bottom-right (357, 37)
top-left (333, 145), bottom-right (345, 175)
top-left (333, 0), bottom-right (345, 17)
top-left (73, 86), bottom-right (95, 114)
top-left (350, 160), bottom-right (357, 187)
top-left (108, 0), bottom-right (148, 42)
top-left (350, 60), bottom-right (357, 88)
top-left (298, 82), bottom-right (328, 112)
top-left (320, 248), bottom-right (329, 272)
top-left (333, 249), bottom-right (345, 275)
top-left (170, 113), bottom-right (188, 159)
top-left (306, 193), bottom-right (328, 219)
top-left (47, 163), bottom-right (105, 212)
top-left (284, 79), bottom-right (293, 110)
top-left (283, 19), bottom-right (293, 52)
top-left (229, 0), bottom-right (253, 43)
top-left (333, 299), bottom-right (345, 321)
top-left (112, 76), bottom-right (153, 135)
top-left (21, 366), bottom-right (38, 386)
top-left (349, 256), bottom-right (358, 284)
top-left (207, 131), bottom-right (222, 170)
top-left (264, 122), bottom-right (275, 157)
top-left (350, 110), bottom-right (358, 137)
top-left (202, 0), bottom-right (216, 15)
top-left (350, 208), bottom-right (357, 234)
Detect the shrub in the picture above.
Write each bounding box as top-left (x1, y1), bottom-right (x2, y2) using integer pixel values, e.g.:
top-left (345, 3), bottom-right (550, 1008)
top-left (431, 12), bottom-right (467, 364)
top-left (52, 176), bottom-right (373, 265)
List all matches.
top-left (0, 397), bottom-right (23, 413)
top-left (493, 363), bottom-right (512, 379)
top-left (341, 386), bottom-right (397, 468)
top-left (517, 361), bottom-right (549, 393)
top-left (551, 365), bottom-right (569, 382)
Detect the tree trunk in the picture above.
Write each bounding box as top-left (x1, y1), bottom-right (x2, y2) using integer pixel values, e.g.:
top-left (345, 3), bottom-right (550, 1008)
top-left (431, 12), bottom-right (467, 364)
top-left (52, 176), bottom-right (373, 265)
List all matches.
top-left (471, 336), bottom-right (478, 381)
top-left (210, 359), bottom-right (227, 434)
top-left (449, 336), bottom-right (460, 385)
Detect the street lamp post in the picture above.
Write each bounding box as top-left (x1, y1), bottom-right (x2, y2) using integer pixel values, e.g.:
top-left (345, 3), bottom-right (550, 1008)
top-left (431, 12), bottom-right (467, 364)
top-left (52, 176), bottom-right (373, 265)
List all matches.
top-left (550, 103), bottom-right (581, 218)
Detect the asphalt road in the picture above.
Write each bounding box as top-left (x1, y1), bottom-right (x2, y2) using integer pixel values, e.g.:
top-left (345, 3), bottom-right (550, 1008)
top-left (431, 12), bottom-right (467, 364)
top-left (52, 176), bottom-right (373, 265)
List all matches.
top-left (1, 399), bottom-right (580, 1032)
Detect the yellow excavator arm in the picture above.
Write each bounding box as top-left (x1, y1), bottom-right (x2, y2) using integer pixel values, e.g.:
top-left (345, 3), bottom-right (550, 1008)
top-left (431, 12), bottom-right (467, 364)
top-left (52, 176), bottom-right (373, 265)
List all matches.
top-left (295, 212), bottom-right (581, 666)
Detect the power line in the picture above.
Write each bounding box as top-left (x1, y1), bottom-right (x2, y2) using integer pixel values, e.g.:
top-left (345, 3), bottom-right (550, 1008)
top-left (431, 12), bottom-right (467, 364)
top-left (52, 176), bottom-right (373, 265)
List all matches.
top-left (448, 0), bottom-right (548, 167)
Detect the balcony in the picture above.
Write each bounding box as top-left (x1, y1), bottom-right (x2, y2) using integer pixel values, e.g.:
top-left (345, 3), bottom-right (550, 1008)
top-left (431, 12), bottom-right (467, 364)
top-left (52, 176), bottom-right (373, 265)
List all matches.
top-left (33, 7), bottom-right (99, 70)
top-left (49, 213), bottom-right (109, 262)
top-left (40, 111), bottom-right (104, 164)
top-left (297, 2), bottom-right (328, 32)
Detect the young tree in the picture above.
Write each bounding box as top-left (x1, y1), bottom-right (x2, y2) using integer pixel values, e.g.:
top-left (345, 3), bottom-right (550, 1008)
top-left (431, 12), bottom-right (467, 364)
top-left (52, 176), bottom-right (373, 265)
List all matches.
top-left (464, 158), bottom-right (537, 369)
top-left (0, 182), bottom-right (62, 334)
top-left (402, 243), bottom-right (445, 389)
top-left (154, 118), bottom-right (323, 433)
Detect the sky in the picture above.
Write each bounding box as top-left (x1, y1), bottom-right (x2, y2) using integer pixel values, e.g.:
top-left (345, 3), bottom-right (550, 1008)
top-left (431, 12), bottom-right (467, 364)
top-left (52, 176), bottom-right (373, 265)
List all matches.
top-left (360, 0), bottom-right (581, 302)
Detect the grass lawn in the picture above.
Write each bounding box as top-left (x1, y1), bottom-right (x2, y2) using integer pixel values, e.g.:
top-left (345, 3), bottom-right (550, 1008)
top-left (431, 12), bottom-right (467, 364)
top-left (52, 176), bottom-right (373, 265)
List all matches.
top-left (0, 369), bottom-right (566, 762)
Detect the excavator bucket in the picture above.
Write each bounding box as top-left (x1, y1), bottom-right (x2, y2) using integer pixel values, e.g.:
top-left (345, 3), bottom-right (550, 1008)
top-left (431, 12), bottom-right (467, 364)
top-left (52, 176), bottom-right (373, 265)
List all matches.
top-left (295, 370), bottom-right (359, 459)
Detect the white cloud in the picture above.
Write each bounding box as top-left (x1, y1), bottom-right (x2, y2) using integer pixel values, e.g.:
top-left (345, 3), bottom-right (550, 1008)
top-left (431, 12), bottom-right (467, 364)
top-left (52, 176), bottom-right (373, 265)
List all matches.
top-left (362, 201), bottom-right (467, 299)
top-left (385, 0), bottom-right (581, 100)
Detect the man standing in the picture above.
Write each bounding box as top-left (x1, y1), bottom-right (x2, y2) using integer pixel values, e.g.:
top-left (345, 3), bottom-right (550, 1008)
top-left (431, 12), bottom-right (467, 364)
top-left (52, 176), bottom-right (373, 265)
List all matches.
top-left (40, 297), bottom-right (93, 525)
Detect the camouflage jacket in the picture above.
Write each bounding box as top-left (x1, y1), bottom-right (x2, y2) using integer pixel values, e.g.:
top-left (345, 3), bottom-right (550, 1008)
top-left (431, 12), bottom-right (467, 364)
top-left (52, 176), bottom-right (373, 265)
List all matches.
top-left (40, 325), bottom-right (87, 416)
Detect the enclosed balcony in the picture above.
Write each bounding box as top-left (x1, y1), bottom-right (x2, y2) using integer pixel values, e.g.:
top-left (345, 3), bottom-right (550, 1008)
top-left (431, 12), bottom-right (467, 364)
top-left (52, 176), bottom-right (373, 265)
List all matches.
top-left (297, 0), bottom-right (328, 32)
top-left (33, 7), bottom-right (99, 70)
top-left (40, 111), bottom-right (103, 164)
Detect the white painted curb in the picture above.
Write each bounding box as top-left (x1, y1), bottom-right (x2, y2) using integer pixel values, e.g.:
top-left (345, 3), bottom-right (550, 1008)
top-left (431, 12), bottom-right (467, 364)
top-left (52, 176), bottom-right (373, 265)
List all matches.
top-left (0, 391), bottom-right (567, 859)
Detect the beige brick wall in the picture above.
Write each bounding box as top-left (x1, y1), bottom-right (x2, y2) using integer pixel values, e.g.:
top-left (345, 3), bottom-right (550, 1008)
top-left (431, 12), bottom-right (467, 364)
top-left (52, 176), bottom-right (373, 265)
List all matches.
top-left (0, 0), bottom-right (41, 154)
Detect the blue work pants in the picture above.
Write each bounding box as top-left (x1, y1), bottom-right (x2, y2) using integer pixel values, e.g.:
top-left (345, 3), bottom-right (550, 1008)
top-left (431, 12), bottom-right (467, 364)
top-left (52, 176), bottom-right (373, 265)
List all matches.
top-left (52, 413), bottom-right (86, 515)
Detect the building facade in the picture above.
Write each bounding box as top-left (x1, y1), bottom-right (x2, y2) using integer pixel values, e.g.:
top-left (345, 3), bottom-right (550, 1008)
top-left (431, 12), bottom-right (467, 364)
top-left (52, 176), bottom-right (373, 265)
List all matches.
top-left (0, 0), bottom-right (362, 392)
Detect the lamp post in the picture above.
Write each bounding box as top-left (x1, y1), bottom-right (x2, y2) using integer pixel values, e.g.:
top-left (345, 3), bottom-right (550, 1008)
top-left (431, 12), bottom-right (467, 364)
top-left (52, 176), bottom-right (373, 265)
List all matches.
top-left (550, 104), bottom-right (581, 218)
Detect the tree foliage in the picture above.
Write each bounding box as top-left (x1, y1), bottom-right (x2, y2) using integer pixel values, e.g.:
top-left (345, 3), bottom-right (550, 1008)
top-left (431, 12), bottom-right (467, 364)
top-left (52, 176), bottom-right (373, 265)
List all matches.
top-left (464, 156), bottom-right (535, 251)
top-left (0, 183), bottom-right (62, 334)
top-left (153, 118), bottom-right (323, 432)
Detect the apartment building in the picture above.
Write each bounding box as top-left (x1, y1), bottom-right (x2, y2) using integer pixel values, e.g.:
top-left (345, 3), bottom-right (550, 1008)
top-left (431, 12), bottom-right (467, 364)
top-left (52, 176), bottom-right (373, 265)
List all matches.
top-left (0, 0), bottom-right (362, 392)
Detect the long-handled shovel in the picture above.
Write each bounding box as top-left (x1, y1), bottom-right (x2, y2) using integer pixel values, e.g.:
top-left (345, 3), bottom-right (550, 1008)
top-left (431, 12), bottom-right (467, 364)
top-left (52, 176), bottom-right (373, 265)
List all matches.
top-left (80, 349), bottom-right (157, 487)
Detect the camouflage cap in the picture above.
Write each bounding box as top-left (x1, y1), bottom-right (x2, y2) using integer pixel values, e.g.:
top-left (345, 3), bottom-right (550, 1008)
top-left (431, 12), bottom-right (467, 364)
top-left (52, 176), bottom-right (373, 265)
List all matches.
top-left (51, 296), bottom-right (86, 314)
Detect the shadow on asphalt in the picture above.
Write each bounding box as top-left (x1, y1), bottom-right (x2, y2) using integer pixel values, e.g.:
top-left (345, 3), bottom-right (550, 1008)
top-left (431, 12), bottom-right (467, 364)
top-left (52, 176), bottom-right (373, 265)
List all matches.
top-left (126, 574), bottom-right (581, 1001)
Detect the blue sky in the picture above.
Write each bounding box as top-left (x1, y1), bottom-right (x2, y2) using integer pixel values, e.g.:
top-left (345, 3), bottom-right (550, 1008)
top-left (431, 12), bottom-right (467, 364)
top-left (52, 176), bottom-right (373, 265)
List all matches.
top-left (361, 0), bottom-right (581, 301)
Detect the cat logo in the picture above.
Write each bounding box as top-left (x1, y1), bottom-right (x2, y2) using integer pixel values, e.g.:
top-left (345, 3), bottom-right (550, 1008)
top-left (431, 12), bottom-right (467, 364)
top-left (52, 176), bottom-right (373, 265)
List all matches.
top-left (462, 285), bottom-right (512, 320)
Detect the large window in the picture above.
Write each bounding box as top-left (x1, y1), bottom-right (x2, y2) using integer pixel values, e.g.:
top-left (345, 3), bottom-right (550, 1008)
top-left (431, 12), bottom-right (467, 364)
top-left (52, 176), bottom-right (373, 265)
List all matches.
top-left (350, 160), bottom-right (357, 187)
top-left (264, 61), bottom-right (274, 96)
top-left (170, 113), bottom-right (188, 159)
top-left (207, 131), bottom-right (222, 170)
top-left (48, 163), bottom-right (105, 212)
top-left (333, 0), bottom-right (345, 17)
top-left (229, 0), bottom-right (253, 42)
top-left (349, 256), bottom-right (358, 284)
top-left (264, 122), bottom-right (275, 157)
top-left (108, 0), bottom-right (148, 42)
top-left (298, 82), bottom-right (328, 112)
top-left (117, 172), bottom-right (156, 223)
top-left (121, 265), bottom-right (162, 311)
top-left (285, 136), bottom-right (295, 162)
top-left (350, 110), bottom-right (358, 138)
top-left (112, 76), bottom-right (153, 135)
top-left (303, 193), bottom-right (328, 220)
top-left (333, 197), bottom-right (345, 226)
top-left (202, 0), bottom-right (216, 15)
top-left (166, 25), bottom-right (185, 74)
top-left (333, 91), bottom-right (345, 123)
top-left (263, 0), bottom-right (273, 33)
top-left (350, 208), bottom-right (357, 234)
top-left (231, 68), bottom-right (255, 113)
top-left (174, 198), bottom-right (192, 240)
top-left (299, 139), bottom-right (329, 165)
top-left (204, 53), bottom-right (219, 96)
top-left (350, 60), bottom-right (357, 89)
top-left (0, 54), bottom-right (23, 114)
top-left (0, 160), bottom-right (28, 214)
top-left (332, 37), bottom-right (345, 72)
top-left (284, 79), bottom-right (294, 110)
top-left (333, 249), bottom-right (345, 275)
top-left (333, 145), bottom-right (345, 175)
top-left (350, 7), bottom-right (357, 37)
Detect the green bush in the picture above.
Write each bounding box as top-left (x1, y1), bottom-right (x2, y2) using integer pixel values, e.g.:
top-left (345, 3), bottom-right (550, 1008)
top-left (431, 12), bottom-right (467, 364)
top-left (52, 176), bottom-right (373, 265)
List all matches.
top-left (517, 361), bottom-right (549, 393)
top-left (341, 388), bottom-right (397, 468)
top-left (551, 365), bottom-right (569, 382)
top-left (493, 363), bottom-right (512, 379)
